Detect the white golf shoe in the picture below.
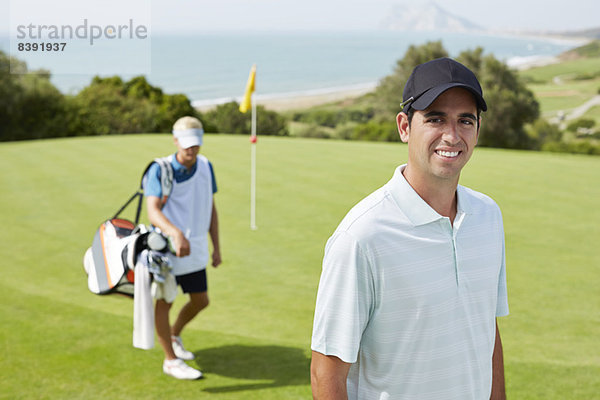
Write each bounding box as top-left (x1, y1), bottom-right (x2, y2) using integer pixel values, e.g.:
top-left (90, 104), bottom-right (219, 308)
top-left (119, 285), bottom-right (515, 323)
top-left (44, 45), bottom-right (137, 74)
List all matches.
top-left (162, 358), bottom-right (202, 380)
top-left (171, 335), bottom-right (195, 360)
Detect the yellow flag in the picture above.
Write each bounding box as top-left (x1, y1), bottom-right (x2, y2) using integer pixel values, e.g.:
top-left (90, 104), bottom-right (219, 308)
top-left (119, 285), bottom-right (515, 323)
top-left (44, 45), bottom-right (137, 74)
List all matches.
top-left (239, 64), bottom-right (256, 113)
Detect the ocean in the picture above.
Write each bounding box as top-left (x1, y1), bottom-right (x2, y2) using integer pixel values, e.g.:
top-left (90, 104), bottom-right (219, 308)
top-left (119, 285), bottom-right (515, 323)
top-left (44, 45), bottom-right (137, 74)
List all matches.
top-left (1, 30), bottom-right (583, 106)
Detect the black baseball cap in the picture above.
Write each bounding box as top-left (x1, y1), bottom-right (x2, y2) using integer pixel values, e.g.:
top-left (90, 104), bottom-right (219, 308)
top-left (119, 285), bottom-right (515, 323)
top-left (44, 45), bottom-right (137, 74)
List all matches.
top-left (401, 57), bottom-right (487, 113)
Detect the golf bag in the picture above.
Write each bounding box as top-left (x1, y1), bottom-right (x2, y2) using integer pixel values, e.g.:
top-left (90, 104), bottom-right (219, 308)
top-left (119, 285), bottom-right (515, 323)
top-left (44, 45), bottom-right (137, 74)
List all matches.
top-left (82, 158), bottom-right (173, 297)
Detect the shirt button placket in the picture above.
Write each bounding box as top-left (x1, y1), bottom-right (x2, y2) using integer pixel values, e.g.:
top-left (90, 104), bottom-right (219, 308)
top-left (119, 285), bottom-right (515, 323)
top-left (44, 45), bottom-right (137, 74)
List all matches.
top-left (442, 218), bottom-right (459, 286)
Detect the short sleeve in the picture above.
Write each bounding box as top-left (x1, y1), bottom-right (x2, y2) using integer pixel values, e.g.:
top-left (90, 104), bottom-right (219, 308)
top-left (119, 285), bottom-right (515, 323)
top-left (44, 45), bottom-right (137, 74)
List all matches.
top-left (311, 231), bottom-right (374, 363)
top-left (143, 162), bottom-right (162, 198)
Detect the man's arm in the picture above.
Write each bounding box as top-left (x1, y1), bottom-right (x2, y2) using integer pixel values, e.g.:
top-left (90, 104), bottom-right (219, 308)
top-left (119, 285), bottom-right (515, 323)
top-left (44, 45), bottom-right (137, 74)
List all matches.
top-left (311, 351), bottom-right (352, 400)
top-left (490, 320), bottom-right (506, 400)
top-left (209, 199), bottom-right (221, 267)
top-left (146, 196), bottom-right (189, 257)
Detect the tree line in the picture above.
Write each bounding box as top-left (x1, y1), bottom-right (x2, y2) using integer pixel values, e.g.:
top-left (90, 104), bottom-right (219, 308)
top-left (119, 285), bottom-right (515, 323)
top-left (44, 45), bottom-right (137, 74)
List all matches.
top-left (0, 50), bottom-right (288, 142)
top-left (2, 45), bottom-right (598, 154)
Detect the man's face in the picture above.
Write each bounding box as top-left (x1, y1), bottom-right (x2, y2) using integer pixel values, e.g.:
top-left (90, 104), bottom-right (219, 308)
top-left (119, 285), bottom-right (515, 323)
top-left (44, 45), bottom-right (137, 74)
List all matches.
top-left (397, 87), bottom-right (480, 187)
top-left (174, 139), bottom-right (200, 167)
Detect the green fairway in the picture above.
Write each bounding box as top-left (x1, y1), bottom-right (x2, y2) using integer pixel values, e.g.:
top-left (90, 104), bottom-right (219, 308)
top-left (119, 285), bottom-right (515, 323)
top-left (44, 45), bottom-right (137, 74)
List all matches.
top-left (520, 58), bottom-right (600, 83)
top-left (520, 57), bottom-right (600, 120)
top-left (1, 134), bottom-right (599, 399)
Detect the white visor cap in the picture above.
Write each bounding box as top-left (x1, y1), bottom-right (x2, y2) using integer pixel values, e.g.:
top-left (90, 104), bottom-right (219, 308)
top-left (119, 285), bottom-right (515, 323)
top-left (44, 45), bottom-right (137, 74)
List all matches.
top-left (173, 128), bottom-right (204, 149)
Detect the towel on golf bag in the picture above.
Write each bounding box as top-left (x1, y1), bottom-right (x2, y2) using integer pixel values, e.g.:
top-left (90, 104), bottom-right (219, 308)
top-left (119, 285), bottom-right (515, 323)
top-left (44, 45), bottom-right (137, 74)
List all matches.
top-left (133, 258), bottom-right (153, 349)
top-left (133, 249), bottom-right (177, 349)
top-left (83, 217), bottom-right (176, 349)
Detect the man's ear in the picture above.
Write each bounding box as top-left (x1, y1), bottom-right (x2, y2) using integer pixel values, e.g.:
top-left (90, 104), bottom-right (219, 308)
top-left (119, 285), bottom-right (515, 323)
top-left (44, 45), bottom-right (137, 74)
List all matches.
top-left (476, 117), bottom-right (482, 145)
top-left (397, 112), bottom-right (410, 143)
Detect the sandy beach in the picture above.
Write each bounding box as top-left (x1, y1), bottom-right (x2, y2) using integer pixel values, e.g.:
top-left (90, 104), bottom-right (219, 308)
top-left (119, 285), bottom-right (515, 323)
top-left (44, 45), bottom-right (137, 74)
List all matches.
top-left (255, 84), bottom-right (377, 111)
top-left (194, 83), bottom-right (377, 113)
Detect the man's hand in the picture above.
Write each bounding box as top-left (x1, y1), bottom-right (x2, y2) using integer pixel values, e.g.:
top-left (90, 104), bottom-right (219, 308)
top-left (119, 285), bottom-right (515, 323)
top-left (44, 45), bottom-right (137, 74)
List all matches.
top-left (170, 231), bottom-right (191, 257)
top-left (147, 195), bottom-right (190, 258)
top-left (212, 249), bottom-right (222, 267)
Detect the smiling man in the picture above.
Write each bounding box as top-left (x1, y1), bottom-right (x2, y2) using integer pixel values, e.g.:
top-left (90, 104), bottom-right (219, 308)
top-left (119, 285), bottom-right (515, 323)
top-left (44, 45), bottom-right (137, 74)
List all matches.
top-left (311, 58), bottom-right (508, 399)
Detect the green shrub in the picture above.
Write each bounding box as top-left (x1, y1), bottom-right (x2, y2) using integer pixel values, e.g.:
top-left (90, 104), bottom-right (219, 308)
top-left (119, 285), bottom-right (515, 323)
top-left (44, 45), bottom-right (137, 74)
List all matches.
top-left (205, 101), bottom-right (288, 136)
top-left (526, 119), bottom-right (563, 150)
top-left (0, 51), bottom-right (71, 141)
top-left (350, 121), bottom-right (399, 142)
top-left (257, 105), bottom-right (289, 136)
top-left (294, 123), bottom-right (333, 139)
top-left (572, 71), bottom-right (600, 80)
top-left (543, 140), bottom-right (600, 155)
top-left (77, 75), bottom-right (209, 134)
top-left (295, 109), bottom-right (338, 127)
top-left (566, 118), bottom-right (596, 133)
top-left (293, 106), bottom-right (375, 128)
top-left (71, 80), bottom-right (157, 135)
top-left (333, 122), bottom-right (358, 140)
top-left (589, 131), bottom-right (600, 139)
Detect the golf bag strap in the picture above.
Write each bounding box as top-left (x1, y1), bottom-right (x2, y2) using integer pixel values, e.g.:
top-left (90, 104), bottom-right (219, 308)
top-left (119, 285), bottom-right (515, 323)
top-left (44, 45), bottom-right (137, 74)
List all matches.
top-left (112, 158), bottom-right (173, 224)
top-left (153, 157), bottom-right (174, 206)
top-left (112, 190), bottom-right (144, 224)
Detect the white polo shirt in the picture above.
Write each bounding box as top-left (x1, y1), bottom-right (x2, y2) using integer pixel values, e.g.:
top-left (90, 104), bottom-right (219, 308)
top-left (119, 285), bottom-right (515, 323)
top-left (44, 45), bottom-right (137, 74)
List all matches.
top-left (311, 164), bottom-right (509, 400)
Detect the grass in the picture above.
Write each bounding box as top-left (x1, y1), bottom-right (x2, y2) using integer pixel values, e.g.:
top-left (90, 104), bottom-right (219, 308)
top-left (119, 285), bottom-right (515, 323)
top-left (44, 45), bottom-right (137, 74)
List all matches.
top-left (582, 105), bottom-right (600, 126)
top-left (1, 134), bottom-right (599, 399)
top-left (528, 79), bottom-right (599, 116)
top-left (519, 57), bottom-right (600, 119)
top-left (519, 57), bottom-right (600, 84)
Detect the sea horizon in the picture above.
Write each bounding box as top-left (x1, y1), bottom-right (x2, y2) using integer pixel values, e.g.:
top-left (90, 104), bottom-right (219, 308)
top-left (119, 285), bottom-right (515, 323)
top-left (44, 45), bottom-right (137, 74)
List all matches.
top-left (1, 30), bottom-right (587, 107)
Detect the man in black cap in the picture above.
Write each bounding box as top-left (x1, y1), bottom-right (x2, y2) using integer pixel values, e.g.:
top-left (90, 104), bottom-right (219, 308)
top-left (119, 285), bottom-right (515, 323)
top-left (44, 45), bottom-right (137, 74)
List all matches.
top-left (311, 58), bottom-right (508, 399)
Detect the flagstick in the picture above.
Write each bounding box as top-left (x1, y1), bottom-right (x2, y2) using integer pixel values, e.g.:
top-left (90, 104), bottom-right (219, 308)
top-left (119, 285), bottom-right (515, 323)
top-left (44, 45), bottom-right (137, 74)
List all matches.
top-left (250, 96), bottom-right (257, 230)
top-left (240, 64), bottom-right (257, 231)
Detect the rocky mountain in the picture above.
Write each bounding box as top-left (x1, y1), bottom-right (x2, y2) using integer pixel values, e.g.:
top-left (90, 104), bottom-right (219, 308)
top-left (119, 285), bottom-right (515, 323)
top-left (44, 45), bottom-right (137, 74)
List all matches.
top-left (380, 2), bottom-right (483, 33)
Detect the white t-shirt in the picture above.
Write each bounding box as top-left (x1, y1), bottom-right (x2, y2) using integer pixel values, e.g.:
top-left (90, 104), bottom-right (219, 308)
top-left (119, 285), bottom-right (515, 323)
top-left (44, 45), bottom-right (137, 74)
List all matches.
top-left (311, 165), bottom-right (509, 400)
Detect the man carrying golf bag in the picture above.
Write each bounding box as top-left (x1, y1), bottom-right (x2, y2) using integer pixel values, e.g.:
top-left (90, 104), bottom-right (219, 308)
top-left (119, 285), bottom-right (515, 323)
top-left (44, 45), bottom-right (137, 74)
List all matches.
top-left (144, 116), bottom-right (221, 380)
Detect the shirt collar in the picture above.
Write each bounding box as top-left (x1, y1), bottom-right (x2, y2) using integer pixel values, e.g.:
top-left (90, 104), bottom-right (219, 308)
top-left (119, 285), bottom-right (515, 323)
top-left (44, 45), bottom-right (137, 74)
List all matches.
top-left (387, 165), bottom-right (472, 226)
top-left (456, 185), bottom-right (473, 216)
top-left (171, 153), bottom-right (197, 175)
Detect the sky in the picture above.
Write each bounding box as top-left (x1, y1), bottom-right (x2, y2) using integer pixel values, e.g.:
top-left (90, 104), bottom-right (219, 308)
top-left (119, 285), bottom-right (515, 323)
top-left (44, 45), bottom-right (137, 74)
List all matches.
top-left (1, 0), bottom-right (599, 35)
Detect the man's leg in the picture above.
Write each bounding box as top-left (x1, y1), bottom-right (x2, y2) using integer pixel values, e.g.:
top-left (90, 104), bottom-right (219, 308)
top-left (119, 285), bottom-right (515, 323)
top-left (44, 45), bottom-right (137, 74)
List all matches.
top-left (156, 298), bottom-right (203, 380)
top-left (171, 291), bottom-right (209, 337)
top-left (155, 299), bottom-right (177, 360)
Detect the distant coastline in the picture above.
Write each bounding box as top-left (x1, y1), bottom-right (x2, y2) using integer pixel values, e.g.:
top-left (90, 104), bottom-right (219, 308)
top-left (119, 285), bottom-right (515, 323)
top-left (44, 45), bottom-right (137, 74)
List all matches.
top-left (193, 31), bottom-right (590, 112)
top-left (1, 29), bottom-right (589, 112)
